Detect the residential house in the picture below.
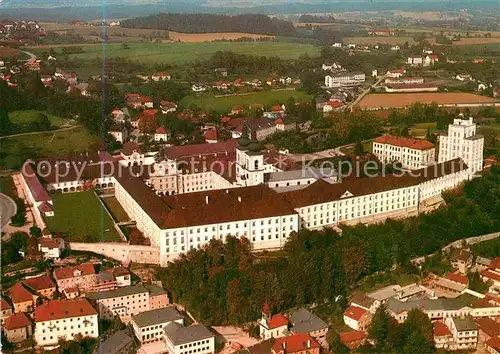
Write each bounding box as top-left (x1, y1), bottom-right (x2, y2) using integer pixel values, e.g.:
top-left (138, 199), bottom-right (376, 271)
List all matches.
top-left (63, 287), bottom-right (79, 299)
top-left (486, 337), bottom-right (500, 354)
top-left (340, 330), bottom-right (367, 350)
top-left (191, 84), bottom-right (206, 92)
top-left (476, 256), bottom-right (492, 272)
top-left (234, 78), bottom-right (245, 87)
top-left (25, 58), bottom-right (41, 71)
top-left (92, 272), bottom-right (117, 292)
top-left (41, 75), bottom-right (52, 85)
top-left (9, 282), bottom-right (36, 313)
top-left (1, 297), bottom-right (13, 325)
top-left (93, 328), bottom-right (136, 354)
top-left (86, 284), bottom-right (150, 319)
top-left (22, 275), bottom-right (57, 299)
top-left (481, 257), bottom-right (500, 294)
top-left (3, 312), bottom-right (33, 343)
top-left (231, 105), bottom-right (244, 116)
top-left (163, 322), bottom-right (214, 354)
top-left (125, 94), bottom-right (142, 109)
top-left (279, 77), bottom-right (292, 85)
top-left (323, 99), bottom-right (343, 112)
top-left (476, 317), bottom-right (500, 350)
top-left (144, 283), bottom-right (170, 310)
top-left (289, 308), bottom-right (329, 345)
top-left (322, 62), bottom-right (342, 71)
top-left (271, 333), bottom-right (320, 354)
top-left (266, 78), bottom-right (276, 86)
top-left (456, 74), bottom-right (472, 81)
top-left (109, 123), bottom-right (129, 143)
top-left (131, 306), bottom-right (183, 343)
top-left (216, 81), bottom-right (229, 90)
top-left (204, 129), bottom-right (218, 144)
top-left (444, 315), bottom-right (478, 350)
top-left (386, 69), bottom-right (406, 78)
top-left (160, 101), bottom-right (177, 114)
top-left (37, 237), bottom-right (65, 259)
top-left (34, 299), bottom-right (99, 347)
top-left (350, 292), bottom-right (380, 314)
top-left (258, 303), bottom-right (289, 340)
top-left (154, 127), bottom-right (170, 142)
top-left (434, 321), bottom-right (453, 349)
top-left (112, 108), bottom-right (125, 122)
top-left (107, 267), bottom-right (132, 287)
top-left (120, 142), bottom-right (145, 166)
top-left (142, 96), bottom-right (154, 109)
top-left (66, 72), bottom-right (78, 85)
top-left (407, 57), bottom-right (424, 66)
top-left (214, 68), bottom-right (228, 77)
top-left (248, 79), bottom-right (262, 87)
top-left (53, 263), bottom-right (97, 293)
top-left (344, 306), bottom-right (371, 331)
top-left (450, 249), bottom-right (473, 274)
top-left (152, 72), bottom-right (170, 81)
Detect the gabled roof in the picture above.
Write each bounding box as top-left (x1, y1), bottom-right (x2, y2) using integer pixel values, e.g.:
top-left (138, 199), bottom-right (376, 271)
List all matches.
top-left (121, 142), bottom-right (142, 156)
top-left (204, 129), bottom-right (217, 141)
top-left (164, 322), bottom-right (213, 345)
top-left (10, 282), bottom-right (35, 304)
top-left (35, 299), bottom-right (97, 322)
top-left (53, 263), bottom-right (95, 280)
top-left (23, 275), bottom-right (56, 291)
top-left (475, 317), bottom-right (500, 337)
top-left (272, 333), bottom-right (319, 353)
top-left (487, 336), bottom-right (500, 351)
top-left (4, 312), bottom-right (32, 330)
top-left (374, 135), bottom-right (434, 150)
top-left (156, 126), bottom-right (168, 135)
top-left (450, 248), bottom-right (472, 262)
top-left (447, 272), bottom-right (469, 285)
top-left (266, 313), bottom-right (289, 329)
top-left (340, 330), bottom-right (367, 343)
top-left (344, 306), bottom-right (366, 321)
top-left (132, 307), bottom-right (182, 328)
top-left (433, 321), bottom-right (451, 337)
top-left (289, 308), bottom-right (328, 334)
top-left (1, 297), bottom-right (12, 310)
top-left (38, 201), bottom-right (53, 213)
top-left (21, 161), bottom-right (52, 202)
top-left (490, 257), bottom-right (500, 270)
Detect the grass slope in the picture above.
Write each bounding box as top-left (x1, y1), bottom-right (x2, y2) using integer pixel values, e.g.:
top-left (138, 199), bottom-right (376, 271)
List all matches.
top-left (0, 127), bottom-right (97, 170)
top-left (9, 110), bottom-right (69, 128)
top-left (180, 90), bottom-right (313, 112)
top-left (45, 191), bottom-right (122, 242)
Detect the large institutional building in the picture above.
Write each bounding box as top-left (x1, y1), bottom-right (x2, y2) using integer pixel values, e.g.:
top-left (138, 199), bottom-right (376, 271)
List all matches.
top-left (20, 118), bottom-right (483, 266)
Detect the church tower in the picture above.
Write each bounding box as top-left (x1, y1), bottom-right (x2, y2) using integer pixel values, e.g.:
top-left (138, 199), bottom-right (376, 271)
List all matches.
top-left (236, 122), bottom-right (265, 186)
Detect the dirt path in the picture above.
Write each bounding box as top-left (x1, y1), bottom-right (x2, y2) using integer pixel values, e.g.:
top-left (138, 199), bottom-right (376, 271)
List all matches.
top-left (0, 125), bottom-right (80, 139)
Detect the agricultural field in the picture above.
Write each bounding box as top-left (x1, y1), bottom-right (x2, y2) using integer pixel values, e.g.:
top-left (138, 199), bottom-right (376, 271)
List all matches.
top-left (9, 110), bottom-right (70, 129)
top-left (344, 36), bottom-right (416, 46)
top-left (168, 31), bottom-right (274, 42)
top-left (357, 92), bottom-right (498, 110)
top-left (0, 127), bottom-right (97, 170)
top-left (45, 191), bottom-right (122, 242)
top-left (180, 90), bottom-right (313, 112)
top-left (28, 42), bottom-right (320, 67)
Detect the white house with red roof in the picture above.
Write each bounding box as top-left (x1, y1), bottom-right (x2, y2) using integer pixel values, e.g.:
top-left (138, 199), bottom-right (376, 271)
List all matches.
top-left (372, 135), bottom-right (436, 170)
top-left (203, 129), bottom-right (218, 144)
top-left (154, 126), bottom-right (170, 142)
top-left (125, 93), bottom-right (142, 109)
top-left (386, 69), bottom-right (406, 78)
top-left (271, 333), bottom-right (320, 354)
top-left (344, 306), bottom-right (370, 331)
top-left (340, 330), bottom-right (367, 350)
top-left (38, 237), bottom-right (65, 259)
top-left (424, 55), bottom-right (439, 66)
top-left (142, 96), bottom-right (154, 108)
top-left (258, 303), bottom-right (289, 340)
top-left (481, 257), bottom-right (500, 294)
top-left (323, 99), bottom-right (343, 112)
top-left (152, 72), bottom-right (171, 81)
top-left (34, 299), bottom-right (98, 347)
top-left (433, 321), bottom-right (453, 349)
top-left (160, 101), bottom-right (177, 114)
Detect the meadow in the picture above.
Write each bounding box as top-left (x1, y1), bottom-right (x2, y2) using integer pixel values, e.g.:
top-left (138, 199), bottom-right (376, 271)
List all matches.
top-left (9, 110), bottom-right (69, 129)
top-left (29, 42), bottom-right (320, 67)
top-left (0, 127), bottom-right (97, 170)
top-left (180, 90), bottom-right (313, 112)
top-left (344, 36), bottom-right (416, 46)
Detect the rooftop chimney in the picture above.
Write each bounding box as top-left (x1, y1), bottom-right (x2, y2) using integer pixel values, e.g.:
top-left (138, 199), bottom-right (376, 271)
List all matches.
top-left (307, 340), bottom-right (311, 348)
top-left (205, 196), bottom-right (209, 204)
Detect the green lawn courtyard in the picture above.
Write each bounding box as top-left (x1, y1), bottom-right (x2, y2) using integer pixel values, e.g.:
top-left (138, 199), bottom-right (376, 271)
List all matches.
top-left (45, 191), bottom-right (122, 242)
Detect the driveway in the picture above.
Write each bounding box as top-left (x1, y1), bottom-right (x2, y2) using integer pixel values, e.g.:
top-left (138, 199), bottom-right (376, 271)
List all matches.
top-left (0, 193), bottom-right (17, 229)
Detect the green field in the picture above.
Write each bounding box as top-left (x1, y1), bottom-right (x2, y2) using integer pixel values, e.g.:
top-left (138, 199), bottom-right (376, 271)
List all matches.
top-left (180, 90), bottom-right (313, 112)
top-left (9, 110), bottom-right (69, 128)
top-left (32, 42), bottom-right (320, 66)
top-left (0, 127), bottom-right (97, 170)
top-left (45, 191), bottom-right (122, 242)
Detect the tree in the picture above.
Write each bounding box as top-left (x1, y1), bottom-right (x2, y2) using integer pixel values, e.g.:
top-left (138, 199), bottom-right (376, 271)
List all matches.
top-left (35, 113), bottom-right (52, 131)
top-left (342, 245), bottom-right (369, 285)
top-left (327, 331), bottom-right (349, 353)
top-left (355, 141), bottom-right (364, 155)
top-left (30, 226), bottom-right (42, 238)
top-left (399, 125), bottom-right (410, 137)
top-left (0, 108), bottom-right (13, 136)
top-left (121, 43), bottom-right (130, 50)
top-left (468, 271), bottom-right (489, 293)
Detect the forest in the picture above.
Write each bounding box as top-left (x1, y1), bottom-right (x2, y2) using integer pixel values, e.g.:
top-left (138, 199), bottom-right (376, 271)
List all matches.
top-left (158, 165), bottom-right (500, 325)
top-left (121, 13), bottom-right (297, 37)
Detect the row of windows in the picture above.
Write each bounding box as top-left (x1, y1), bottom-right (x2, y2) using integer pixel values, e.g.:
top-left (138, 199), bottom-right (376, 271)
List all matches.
top-left (41, 330), bottom-right (94, 341)
top-left (39, 316), bottom-right (93, 325)
top-left (179, 339), bottom-right (211, 349)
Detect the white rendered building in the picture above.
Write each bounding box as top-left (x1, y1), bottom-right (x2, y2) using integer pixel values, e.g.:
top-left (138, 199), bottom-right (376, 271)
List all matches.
top-left (34, 299), bottom-right (98, 347)
top-left (86, 284), bottom-right (150, 319)
top-left (325, 72), bottom-right (365, 87)
top-left (439, 116), bottom-right (484, 176)
top-left (373, 135), bottom-right (436, 169)
top-left (131, 307), bottom-right (183, 344)
top-left (163, 322), bottom-right (215, 354)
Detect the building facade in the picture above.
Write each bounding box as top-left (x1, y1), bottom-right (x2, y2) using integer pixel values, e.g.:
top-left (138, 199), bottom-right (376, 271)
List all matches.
top-left (86, 284), bottom-right (150, 319)
top-left (372, 135), bottom-right (436, 170)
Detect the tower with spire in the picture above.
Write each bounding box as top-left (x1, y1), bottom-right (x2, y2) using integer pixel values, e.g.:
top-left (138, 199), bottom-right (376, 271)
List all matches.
top-left (236, 121), bottom-right (265, 186)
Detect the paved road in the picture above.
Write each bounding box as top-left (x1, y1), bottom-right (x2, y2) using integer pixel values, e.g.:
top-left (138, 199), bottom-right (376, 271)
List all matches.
top-left (0, 193), bottom-right (17, 229)
top-left (21, 50), bottom-right (37, 60)
top-left (349, 75), bottom-right (385, 111)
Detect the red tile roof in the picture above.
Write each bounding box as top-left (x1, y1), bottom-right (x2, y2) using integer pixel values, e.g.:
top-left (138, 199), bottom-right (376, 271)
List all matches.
top-left (162, 139), bottom-right (237, 160)
top-left (327, 99), bottom-right (343, 108)
top-left (23, 275), bottom-right (56, 291)
top-left (390, 69), bottom-right (405, 74)
top-left (272, 333), bottom-right (318, 353)
top-left (433, 322), bottom-right (451, 337)
top-left (38, 201), bottom-right (53, 213)
top-left (204, 129), bottom-right (217, 141)
top-left (1, 297), bottom-right (12, 310)
top-left (10, 282), bottom-right (34, 304)
top-left (4, 313), bottom-right (32, 330)
top-left (386, 83), bottom-right (439, 90)
top-left (340, 330), bottom-right (367, 344)
top-left (487, 336), bottom-right (500, 351)
top-left (121, 141), bottom-right (142, 156)
top-left (447, 272), bottom-right (469, 285)
top-left (476, 317), bottom-right (500, 338)
top-left (156, 126), bottom-right (168, 134)
top-left (53, 263), bottom-right (95, 280)
top-left (35, 299), bottom-right (97, 322)
top-left (490, 257), bottom-right (500, 270)
top-left (344, 306), bottom-right (366, 321)
top-left (271, 104), bottom-right (283, 112)
top-left (266, 313), bottom-right (289, 329)
top-left (21, 161), bottom-right (52, 202)
top-left (374, 134), bottom-right (435, 150)
top-left (429, 55), bottom-right (439, 60)
top-left (142, 109), bottom-right (158, 116)
top-left (482, 269), bottom-right (500, 282)
top-left (141, 96), bottom-right (153, 103)
top-left (275, 118), bottom-right (284, 125)
top-left (221, 116), bottom-right (231, 123)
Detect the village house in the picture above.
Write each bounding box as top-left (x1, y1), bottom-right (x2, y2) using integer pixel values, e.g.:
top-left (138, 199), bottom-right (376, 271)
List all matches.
top-left (154, 126), bottom-right (170, 142)
top-left (279, 77), bottom-right (292, 85)
top-left (386, 69), bottom-right (406, 78)
top-left (53, 263), bottom-right (97, 293)
top-left (144, 283), bottom-right (170, 309)
top-left (214, 68), bottom-right (228, 77)
top-left (289, 308), bottom-right (329, 345)
top-left (234, 78), bottom-right (245, 87)
top-left (131, 307), bottom-right (183, 343)
top-left (4, 312), bottom-right (33, 343)
top-left (109, 123), bottom-right (129, 144)
top-left (38, 237), bottom-right (65, 259)
top-left (1, 297), bottom-right (13, 325)
top-left (151, 72), bottom-right (171, 81)
top-left (344, 305), bottom-right (371, 331)
top-left (434, 321), bottom-right (454, 349)
top-left (107, 267), bottom-right (132, 287)
top-left (323, 99), bottom-right (343, 112)
top-left (271, 333), bottom-right (320, 354)
top-left (112, 108), bottom-right (126, 122)
top-left (230, 105), bottom-right (244, 116)
top-left (160, 101), bottom-right (177, 114)
top-left (203, 129), bottom-right (218, 144)
top-left (25, 58), bottom-right (41, 71)
top-left (34, 299), bottom-right (99, 347)
top-left (92, 272), bottom-right (117, 292)
top-left (125, 93), bottom-right (142, 109)
top-left (22, 275), bottom-right (57, 299)
top-left (449, 249), bottom-right (474, 274)
top-left (481, 257), bottom-right (500, 294)
top-left (407, 57), bottom-right (424, 66)
top-left (258, 303), bottom-right (289, 340)
top-left (9, 282), bottom-right (37, 313)
top-left (141, 96), bottom-right (154, 109)
top-left (456, 74), bottom-right (472, 81)
top-left (444, 315), bottom-right (478, 350)
top-left (476, 317), bottom-right (500, 351)
top-left (425, 54), bottom-right (439, 65)
top-left (340, 330), bottom-right (367, 350)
